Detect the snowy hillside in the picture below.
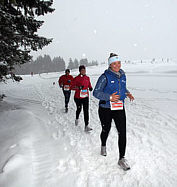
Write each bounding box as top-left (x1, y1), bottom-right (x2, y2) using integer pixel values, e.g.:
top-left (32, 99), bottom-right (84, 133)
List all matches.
top-left (0, 62), bottom-right (177, 187)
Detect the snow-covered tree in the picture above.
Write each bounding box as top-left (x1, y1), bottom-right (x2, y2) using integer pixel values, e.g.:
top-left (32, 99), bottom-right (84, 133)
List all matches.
top-left (67, 58), bottom-right (74, 70)
top-left (73, 58), bottom-right (79, 69)
top-left (53, 56), bottom-right (65, 72)
top-left (0, 0), bottom-right (55, 81)
top-left (80, 58), bottom-right (89, 67)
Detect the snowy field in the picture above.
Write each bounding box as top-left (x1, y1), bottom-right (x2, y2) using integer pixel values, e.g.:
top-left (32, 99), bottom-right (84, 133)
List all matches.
top-left (0, 62), bottom-right (177, 187)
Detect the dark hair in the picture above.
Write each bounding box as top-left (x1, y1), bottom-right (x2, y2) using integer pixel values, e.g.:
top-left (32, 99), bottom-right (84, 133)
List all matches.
top-left (79, 65), bottom-right (85, 72)
top-left (65, 69), bottom-right (70, 73)
top-left (109, 53), bottom-right (118, 58)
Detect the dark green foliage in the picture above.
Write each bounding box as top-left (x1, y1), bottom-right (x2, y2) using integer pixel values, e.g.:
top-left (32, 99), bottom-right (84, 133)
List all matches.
top-left (0, 0), bottom-right (54, 81)
top-left (14, 55), bottom-right (99, 75)
top-left (14, 55), bottom-right (66, 75)
top-left (67, 58), bottom-right (74, 70)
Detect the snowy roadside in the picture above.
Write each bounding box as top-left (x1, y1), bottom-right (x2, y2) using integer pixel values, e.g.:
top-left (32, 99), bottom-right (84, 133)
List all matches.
top-left (0, 77), bottom-right (73, 187)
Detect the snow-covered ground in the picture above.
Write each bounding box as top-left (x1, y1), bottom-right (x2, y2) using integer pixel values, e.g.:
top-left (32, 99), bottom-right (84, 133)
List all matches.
top-left (0, 62), bottom-right (177, 187)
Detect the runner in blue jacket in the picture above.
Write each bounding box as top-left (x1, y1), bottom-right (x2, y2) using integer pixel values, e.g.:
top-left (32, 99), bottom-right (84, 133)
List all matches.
top-left (93, 53), bottom-right (134, 171)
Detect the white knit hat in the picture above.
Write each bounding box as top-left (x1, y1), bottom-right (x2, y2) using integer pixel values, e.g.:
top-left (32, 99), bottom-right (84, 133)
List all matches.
top-left (108, 56), bottom-right (121, 65)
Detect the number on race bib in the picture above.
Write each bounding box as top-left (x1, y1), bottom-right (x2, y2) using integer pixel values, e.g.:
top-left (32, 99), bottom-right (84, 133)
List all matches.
top-left (64, 85), bottom-right (70, 91)
top-left (110, 100), bottom-right (123, 110)
top-left (80, 89), bottom-right (88, 98)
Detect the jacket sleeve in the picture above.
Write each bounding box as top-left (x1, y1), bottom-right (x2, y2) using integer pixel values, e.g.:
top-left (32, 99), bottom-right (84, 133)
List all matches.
top-left (88, 77), bottom-right (93, 91)
top-left (126, 88), bottom-right (130, 94)
top-left (70, 77), bottom-right (78, 90)
top-left (88, 77), bottom-right (92, 89)
top-left (93, 74), bottom-right (110, 101)
top-left (58, 75), bottom-right (63, 86)
top-left (124, 74), bottom-right (130, 94)
top-left (120, 69), bottom-right (130, 94)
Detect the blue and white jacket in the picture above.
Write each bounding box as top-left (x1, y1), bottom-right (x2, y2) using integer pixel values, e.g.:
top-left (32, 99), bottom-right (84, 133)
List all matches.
top-left (93, 68), bottom-right (129, 108)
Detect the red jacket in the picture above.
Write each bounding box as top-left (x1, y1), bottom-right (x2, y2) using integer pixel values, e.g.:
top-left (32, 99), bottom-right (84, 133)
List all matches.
top-left (58, 75), bottom-right (74, 90)
top-left (71, 74), bottom-right (92, 99)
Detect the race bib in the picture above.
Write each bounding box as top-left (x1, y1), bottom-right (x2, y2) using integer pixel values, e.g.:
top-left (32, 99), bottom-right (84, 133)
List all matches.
top-left (64, 85), bottom-right (70, 91)
top-left (110, 100), bottom-right (123, 110)
top-left (80, 89), bottom-right (88, 98)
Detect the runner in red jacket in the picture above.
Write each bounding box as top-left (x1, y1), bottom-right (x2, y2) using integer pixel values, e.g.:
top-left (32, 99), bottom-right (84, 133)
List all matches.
top-left (70, 65), bottom-right (93, 132)
top-left (58, 69), bottom-right (74, 112)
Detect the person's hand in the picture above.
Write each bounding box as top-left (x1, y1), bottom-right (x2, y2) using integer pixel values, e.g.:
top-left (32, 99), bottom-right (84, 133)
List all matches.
top-left (110, 92), bottom-right (120, 102)
top-left (127, 93), bottom-right (134, 101)
top-left (89, 87), bottom-right (93, 91)
top-left (79, 86), bottom-right (84, 90)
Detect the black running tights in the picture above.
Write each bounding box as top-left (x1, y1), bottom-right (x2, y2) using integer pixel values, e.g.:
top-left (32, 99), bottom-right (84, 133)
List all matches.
top-left (74, 97), bottom-right (89, 126)
top-left (98, 106), bottom-right (126, 159)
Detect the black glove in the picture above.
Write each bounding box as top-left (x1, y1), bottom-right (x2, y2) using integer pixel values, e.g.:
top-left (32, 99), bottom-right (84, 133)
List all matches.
top-left (89, 87), bottom-right (93, 91)
top-left (79, 86), bottom-right (84, 90)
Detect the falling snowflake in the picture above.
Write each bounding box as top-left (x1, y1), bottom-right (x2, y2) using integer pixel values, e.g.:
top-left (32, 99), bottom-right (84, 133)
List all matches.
top-left (93, 29), bottom-right (97, 34)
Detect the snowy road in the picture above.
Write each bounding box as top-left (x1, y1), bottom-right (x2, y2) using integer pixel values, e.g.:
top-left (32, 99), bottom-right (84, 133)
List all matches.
top-left (0, 63), bottom-right (177, 187)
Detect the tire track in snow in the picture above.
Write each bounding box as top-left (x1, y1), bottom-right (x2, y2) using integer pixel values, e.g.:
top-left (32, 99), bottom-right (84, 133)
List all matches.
top-left (31, 137), bottom-right (59, 187)
top-left (29, 114), bottom-right (72, 187)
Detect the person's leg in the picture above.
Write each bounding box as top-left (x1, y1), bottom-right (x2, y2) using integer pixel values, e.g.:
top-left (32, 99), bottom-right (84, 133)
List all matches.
top-left (68, 90), bottom-right (71, 104)
top-left (63, 90), bottom-right (67, 108)
top-left (98, 107), bottom-right (112, 146)
top-left (63, 90), bottom-right (66, 106)
top-left (83, 97), bottom-right (92, 131)
top-left (82, 97), bottom-right (89, 126)
top-left (65, 90), bottom-right (71, 108)
top-left (74, 98), bottom-right (82, 119)
top-left (112, 108), bottom-right (126, 159)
